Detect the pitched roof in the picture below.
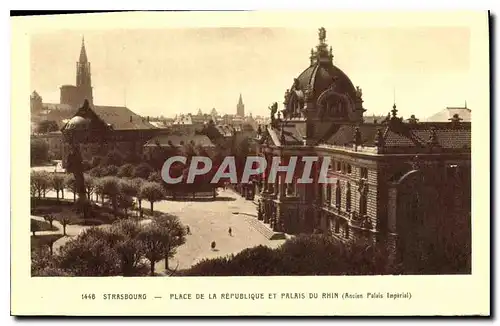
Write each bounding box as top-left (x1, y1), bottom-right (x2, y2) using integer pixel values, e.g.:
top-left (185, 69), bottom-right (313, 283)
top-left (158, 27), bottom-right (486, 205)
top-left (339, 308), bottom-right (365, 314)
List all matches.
top-left (144, 134), bottom-right (214, 147)
top-left (324, 124), bottom-right (380, 147)
top-left (93, 106), bottom-right (156, 130)
top-left (320, 121), bottom-right (470, 150)
top-left (43, 103), bottom-right (156, 130)
top-left (426, 107), bottom-right (471, 122)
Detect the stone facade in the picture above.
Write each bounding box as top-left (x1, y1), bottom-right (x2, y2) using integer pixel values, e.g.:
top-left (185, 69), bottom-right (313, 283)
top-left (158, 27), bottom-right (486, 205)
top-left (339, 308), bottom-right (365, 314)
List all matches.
top-left (253, 27), bottom-right (472, 272)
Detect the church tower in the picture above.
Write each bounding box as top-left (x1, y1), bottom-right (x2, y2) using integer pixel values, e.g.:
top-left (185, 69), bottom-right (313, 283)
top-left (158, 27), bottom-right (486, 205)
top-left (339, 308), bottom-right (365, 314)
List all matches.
top-left (76, 37), bottom-right (93, 106)
top-left (236, 93), bottom-right (245, 117)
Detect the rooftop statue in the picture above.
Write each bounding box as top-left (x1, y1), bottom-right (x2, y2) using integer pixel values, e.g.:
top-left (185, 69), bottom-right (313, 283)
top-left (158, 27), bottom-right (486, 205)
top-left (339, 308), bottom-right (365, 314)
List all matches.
top-left (318, 27), bottom-right (327, 43)
top-left (269, 102), bottom-right (278, 120)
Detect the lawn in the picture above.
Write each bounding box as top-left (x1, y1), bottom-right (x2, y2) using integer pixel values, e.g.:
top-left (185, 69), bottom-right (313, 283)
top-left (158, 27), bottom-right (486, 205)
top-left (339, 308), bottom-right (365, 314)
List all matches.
top-left (31, 218), bottom-right (58, 232)
top-left (31, 234), bottom-right (64, 251)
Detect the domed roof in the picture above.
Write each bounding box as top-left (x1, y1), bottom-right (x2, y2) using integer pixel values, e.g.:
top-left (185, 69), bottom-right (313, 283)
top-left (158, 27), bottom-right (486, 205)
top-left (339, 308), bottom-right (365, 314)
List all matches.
top-left (282, 28), bottom-right (363, 122)
top-left (64, 115), bottom-right (92, 131)
top-left (292, 27), bottom-right (356, 99)
top-left (294, 63), bottom-right (356, 99)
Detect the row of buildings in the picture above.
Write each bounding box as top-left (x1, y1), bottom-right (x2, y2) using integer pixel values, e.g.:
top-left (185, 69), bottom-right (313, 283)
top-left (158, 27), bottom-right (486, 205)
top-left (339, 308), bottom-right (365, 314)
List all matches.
top-left (30, 38), bottom-right (257, 165)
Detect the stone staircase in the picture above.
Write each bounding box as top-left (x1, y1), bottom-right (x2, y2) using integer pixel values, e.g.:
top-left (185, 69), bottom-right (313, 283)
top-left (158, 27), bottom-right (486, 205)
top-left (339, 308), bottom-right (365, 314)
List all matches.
top-left (244, 215), bottom-right (286, 240)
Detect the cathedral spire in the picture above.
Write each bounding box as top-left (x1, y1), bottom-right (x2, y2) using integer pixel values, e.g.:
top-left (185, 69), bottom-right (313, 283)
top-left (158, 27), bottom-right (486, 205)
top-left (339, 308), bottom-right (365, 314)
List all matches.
top-left (237, 93), bottom-right (245, 117)
top-left (79, 36), bottom-right (88, 63)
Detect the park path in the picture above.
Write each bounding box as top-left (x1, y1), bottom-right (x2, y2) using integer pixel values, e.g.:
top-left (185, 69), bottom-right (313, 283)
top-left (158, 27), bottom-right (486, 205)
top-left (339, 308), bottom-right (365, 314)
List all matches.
top-left (32, 188), bottom-right (285, 273)
top-left (30, 215), bottom-right (92, 253)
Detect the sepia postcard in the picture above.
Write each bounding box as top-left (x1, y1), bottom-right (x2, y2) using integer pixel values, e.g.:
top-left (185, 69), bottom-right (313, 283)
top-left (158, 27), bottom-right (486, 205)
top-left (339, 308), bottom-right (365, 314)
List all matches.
top-left (11, 11), bottom-right (490, 316)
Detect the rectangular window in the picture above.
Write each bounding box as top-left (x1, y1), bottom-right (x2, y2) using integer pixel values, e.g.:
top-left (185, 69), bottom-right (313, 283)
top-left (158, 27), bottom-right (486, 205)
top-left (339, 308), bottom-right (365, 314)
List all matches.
top-left (335, 219), bottom-right (340, 233)
top-left (345, 224), bottom-right (350, 239)
top-left (361, 167), bottom-right (368, 179)
top-left (347, 164), bottom-right (352, 174)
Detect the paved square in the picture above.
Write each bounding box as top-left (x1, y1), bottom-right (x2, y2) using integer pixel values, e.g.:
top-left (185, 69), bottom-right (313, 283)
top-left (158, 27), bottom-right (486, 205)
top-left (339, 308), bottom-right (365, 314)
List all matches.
top-left (146, 189), bottom-right (286, 273)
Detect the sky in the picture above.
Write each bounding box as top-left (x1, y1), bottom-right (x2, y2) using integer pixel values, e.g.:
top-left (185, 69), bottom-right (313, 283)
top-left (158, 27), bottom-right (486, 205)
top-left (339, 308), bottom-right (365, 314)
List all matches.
top-left (30, 27), bottom-right (471, 119)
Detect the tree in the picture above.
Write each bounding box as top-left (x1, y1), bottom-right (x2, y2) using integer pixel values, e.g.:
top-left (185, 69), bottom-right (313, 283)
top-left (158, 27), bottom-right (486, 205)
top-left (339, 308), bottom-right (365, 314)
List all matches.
top-left (36, 120), bottom-right (59, 134)
top-left (118, 194), bottom-right (135, 218)
top-left (102, 150), bottom-right (124, 167)
top-left (109, 219), bottom-right (145, 276)
top-left (147, 171), bottom-right (163, 183)
top-left (44, 234), bottom-right (62, 256)
top-left (43, 214), bottom-right (56, 228)
top-left (117, 163), bottom-right (135, 178)
top-left (153, 214), bottom-right (186, 270)
top-left (59, 216), bottom-right (73, 236)
top-left (89, 166), bottom-right (104, 178)
top-left (64, 174), bottom-right (77, 202)
top-left (119, 179), bottom-right (136, 197)
top-left (101, 176), bottom-right (121, 215)
top-left (133, 162), bottom-right (154, 179)
top-left (131, 178), bottom-right (144, 216)
top-left (30, 139), bottom-right (49, 165)
top-left (140, 182), bottom-right (166, 212)
top-left (102, 165), bottom-right (119, 177)
top-left (93, 177), bottom-right (105, 204)
top-left (50, 173), bottom-right (66, 201)
top-left (30, 171), bottom-right (51, 199)
top-left (138, 223), bottom-right (170, 275)
top-left (57, 228), bottom-right (121, 276)
top-left (31, 248), bottom-right (68, 276)
top-left (83, 174), bottom-right (95, 200)
top-left (31, 219), bottom-right (41, 236)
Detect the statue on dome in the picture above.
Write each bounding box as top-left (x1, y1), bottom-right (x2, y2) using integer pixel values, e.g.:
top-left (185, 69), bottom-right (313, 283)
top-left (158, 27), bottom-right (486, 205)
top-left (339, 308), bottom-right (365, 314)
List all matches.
top-left (318, 27), bottom-right (327, 43)
top-left (269, 102), bottom-right (278, 125)
top-left (355, 86), bottom-right (363, 99)
top-left (284, 89), bottom-right (290, 106)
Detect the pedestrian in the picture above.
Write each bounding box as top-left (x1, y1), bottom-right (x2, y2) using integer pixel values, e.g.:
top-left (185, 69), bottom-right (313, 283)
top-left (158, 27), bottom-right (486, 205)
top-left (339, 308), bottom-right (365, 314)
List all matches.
top-left (228, 227), bottom-right (232, 236)
top-left (211, 241), bottom-right (216, 250)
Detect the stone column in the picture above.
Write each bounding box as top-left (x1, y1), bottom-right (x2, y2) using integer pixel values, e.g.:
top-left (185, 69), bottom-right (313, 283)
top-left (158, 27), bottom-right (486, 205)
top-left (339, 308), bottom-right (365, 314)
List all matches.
top-left (263, 200), bottom-right (270, 224)
top-left (257, 199), bottom-right (264, 221)
top-left (274, 204), bottom-right (284, 232)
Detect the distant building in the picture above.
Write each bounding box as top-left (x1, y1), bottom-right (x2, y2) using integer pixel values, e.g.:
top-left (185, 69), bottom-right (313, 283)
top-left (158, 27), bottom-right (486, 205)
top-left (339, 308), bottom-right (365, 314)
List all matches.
top-left (426, 106), bottom-right (471, 122)
top-left (30, 38), bottom-right (169, 167)
top-left (236, 93), bottom-right (245, 117)
top-left (59, 37), bottom-right (94, 108)
top-left (61, 100), bottom-right (166, 167)
top-left (143, 134), bottom-right (216, 162)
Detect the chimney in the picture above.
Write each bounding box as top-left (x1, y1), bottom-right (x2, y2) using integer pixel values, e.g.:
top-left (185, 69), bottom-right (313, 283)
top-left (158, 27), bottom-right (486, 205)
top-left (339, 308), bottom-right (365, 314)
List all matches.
top-left (147, 116), bottom-right (150, 122)
top-left (129, 116), bottom-right (133, 123)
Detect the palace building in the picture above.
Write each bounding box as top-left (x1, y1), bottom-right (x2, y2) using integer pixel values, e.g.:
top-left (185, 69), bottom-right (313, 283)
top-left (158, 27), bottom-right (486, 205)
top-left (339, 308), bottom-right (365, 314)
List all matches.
top-left (255, 28), bottom-right (471, 271)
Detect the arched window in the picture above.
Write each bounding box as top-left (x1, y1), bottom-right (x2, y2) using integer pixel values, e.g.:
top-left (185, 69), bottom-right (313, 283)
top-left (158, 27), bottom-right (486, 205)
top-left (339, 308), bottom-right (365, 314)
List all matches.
top-left (360, 191), bottom-right (368, 216)
top-left (326, 184), bottom-right (332, 205)
top-left (346, 183), bottom-right (351, 212)
top-left (335, 180), bottom-right (341, 208)
top-left (359, 180), bottom-right (368, 216)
